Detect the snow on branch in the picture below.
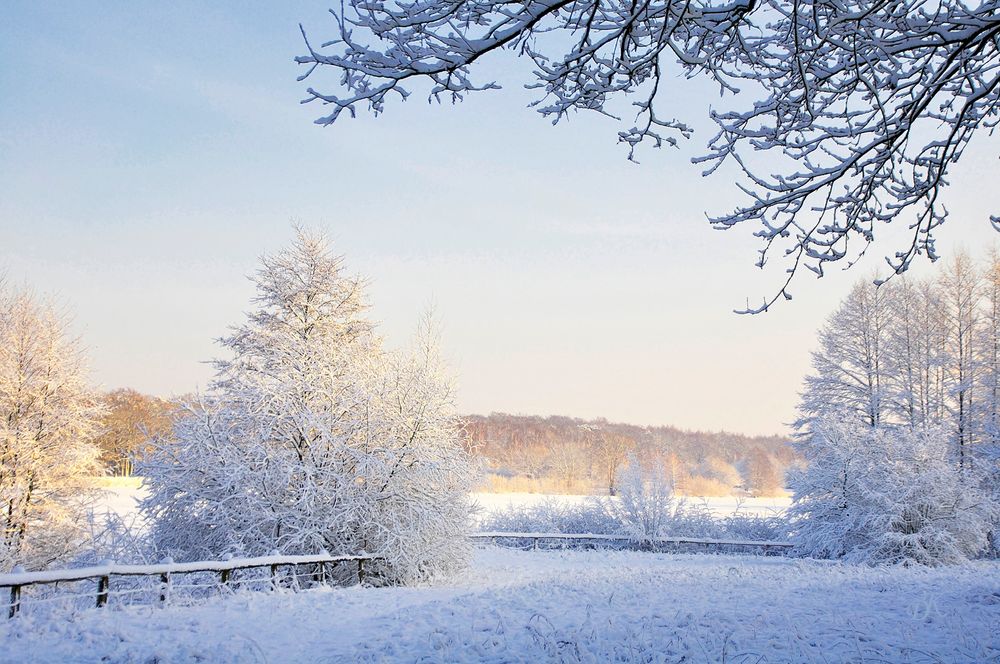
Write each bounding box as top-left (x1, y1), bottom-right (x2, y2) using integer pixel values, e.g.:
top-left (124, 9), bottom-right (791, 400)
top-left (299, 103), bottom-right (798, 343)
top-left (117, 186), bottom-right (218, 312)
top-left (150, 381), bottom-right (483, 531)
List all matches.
top-left (298, 0), bottom-right (1000, 310)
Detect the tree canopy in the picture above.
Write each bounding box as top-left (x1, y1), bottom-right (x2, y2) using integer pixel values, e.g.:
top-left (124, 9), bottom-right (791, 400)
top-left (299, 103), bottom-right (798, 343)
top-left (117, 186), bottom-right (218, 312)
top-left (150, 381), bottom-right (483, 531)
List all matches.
top-left (297, 0), bottom-right (1000, 311)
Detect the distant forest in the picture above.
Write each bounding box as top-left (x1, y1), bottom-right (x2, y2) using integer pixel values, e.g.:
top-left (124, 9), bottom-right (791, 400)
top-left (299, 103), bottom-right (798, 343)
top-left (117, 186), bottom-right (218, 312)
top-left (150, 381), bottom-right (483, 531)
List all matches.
top-left (92, 390), bottom-right (795, 497)
top-left (461, 414), bottom-right (796, 496)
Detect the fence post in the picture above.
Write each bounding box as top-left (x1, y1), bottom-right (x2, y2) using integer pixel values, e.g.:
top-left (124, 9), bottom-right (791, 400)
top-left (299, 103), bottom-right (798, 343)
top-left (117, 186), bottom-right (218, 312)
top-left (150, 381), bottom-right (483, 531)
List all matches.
top-left (8, 585), bottom-right (20, 618)
top-left (159, 558), bottom-right (173, 605)
top-left (357, 558), bottom-right (364, 585)
top-left (159, 572), bottom-right (170, 605)
top-left (96, 576), bottom-right (109, 608)
top-left (312, 563), bottom-right (325, 586)
top-left (220, 554), bottom-right (233, 591)
top-left (95, 560), bottom-right (113, 608)
top-left (270, 564), bottom-right (278, 591)
top-left (7, 566), bottom-right (24, 619)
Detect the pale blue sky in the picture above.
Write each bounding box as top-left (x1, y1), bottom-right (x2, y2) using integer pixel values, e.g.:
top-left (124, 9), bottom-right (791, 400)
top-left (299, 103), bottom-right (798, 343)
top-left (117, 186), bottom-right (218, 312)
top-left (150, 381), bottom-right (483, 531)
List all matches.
top-left (2, 2), bottom-right (997, 435)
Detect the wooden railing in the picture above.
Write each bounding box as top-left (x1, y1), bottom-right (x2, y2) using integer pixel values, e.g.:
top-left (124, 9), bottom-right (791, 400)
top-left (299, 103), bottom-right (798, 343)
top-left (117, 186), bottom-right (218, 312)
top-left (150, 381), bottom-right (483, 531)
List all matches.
top-left (1, 533), bottom-right (793, 618)
top-left (470, 531), bottom-right (793, 554)
top-left (0, 553), bottom-right (374, 619)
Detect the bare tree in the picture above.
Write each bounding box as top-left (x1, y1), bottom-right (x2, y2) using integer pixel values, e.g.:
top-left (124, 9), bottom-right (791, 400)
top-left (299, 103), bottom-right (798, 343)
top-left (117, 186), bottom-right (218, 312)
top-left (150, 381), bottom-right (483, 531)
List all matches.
top-left (940, 251), bottom-right (984, 470)
top-left (979, 250), bottom-right (1000, 448)
top-left (548, 441), bottom-right (589, 491)
top-left (94, 389), bottom-right (176, 476)
top-left (745, 450), bottom-right (782, 497)
top-left (592, 431), bottom-right (633, 495)
top-left (888, 277), bottom-right (949, 428)
top-left (297, 0), bottom-right (1000, 309)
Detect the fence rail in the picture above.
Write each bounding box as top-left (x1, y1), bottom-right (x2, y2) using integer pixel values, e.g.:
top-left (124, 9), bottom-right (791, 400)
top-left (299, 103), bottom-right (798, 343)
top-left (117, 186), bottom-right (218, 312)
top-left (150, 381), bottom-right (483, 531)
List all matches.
top-left (471, 531), bottom-right (794, 554)
top-left (2, 533), bottom-right (792, 619)
top-left (0, 552), bottom-right (374, 619)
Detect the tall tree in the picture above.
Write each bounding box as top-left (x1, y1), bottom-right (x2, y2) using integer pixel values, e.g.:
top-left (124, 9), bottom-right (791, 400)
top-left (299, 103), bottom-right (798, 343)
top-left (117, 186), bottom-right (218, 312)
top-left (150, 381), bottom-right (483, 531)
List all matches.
top-left (887, 278), bottom-right (949, 428)
top-left (940, 252), bottom-right (983, 471)
top-left (801, 280), bottom-right (895, 428)
top-left (978, 250), bottom-right (1000, 448)
top-left (0, 287), bottom-right (102, 571)
top-left (141, 229), bottom-right (476, 583)
top-left (745, 450), bottom-right (782, 497)
top-left (592, 431), bottom-right (634, 496)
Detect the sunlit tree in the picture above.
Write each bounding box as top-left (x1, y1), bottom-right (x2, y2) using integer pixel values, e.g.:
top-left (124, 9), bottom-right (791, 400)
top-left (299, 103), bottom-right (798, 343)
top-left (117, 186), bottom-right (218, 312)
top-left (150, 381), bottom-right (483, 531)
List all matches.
top-left (94, 389), bottom-right (176, 476)
top-left (0, 286), bottom-right (102, 570)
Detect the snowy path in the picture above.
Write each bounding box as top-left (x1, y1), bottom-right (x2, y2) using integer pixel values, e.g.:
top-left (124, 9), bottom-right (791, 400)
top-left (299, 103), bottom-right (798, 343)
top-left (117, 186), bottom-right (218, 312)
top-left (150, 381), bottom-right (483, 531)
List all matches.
top-left (2, 547), bottom-right (998, 663)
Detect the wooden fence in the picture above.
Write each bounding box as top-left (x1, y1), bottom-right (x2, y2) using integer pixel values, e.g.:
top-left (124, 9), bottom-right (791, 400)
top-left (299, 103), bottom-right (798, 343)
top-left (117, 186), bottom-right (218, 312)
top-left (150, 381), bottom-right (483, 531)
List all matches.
top-left (1, 533), bottom-right (793, 619)
top-left (0, 552), bottom-right (374, 619)
top-left (470, 532), bottom-right (794, 555)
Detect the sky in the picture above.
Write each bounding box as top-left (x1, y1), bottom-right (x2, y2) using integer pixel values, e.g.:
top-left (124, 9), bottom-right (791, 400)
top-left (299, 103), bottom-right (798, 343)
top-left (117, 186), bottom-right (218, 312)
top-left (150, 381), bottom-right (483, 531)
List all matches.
top-left (2, 2), bottom-right (998, 436)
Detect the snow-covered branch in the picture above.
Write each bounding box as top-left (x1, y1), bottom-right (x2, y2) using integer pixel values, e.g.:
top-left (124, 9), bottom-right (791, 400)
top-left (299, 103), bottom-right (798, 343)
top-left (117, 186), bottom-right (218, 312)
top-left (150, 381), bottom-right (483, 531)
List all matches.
top-left (298, 0), bottom-right (1000, 309)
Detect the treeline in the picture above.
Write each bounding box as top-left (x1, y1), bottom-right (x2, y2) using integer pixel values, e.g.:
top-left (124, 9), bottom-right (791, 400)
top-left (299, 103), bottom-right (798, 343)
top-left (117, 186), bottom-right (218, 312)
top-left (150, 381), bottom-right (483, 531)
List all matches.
top-left (791, 250), bottom-right (1000, 564)
top-left (93, 400), bottom-right (797, 497)
top-left (803, 250), bottom-right (1000, 454)
top-left (462, 413), bottom-right (795, 496)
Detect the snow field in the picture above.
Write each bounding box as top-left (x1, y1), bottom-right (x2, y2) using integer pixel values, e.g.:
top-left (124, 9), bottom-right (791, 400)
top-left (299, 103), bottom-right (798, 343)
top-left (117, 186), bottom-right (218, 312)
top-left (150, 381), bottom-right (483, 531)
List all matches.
top-left (91, 485), bottom-right (792, 525)
top-left (472, 492), bottom-right (791, 521)
top-left (2, 547), bottom-right (997, 663)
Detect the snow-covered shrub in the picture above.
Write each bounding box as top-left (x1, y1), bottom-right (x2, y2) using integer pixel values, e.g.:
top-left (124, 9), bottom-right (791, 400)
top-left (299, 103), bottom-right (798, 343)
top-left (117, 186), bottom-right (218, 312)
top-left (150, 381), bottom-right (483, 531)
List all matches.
top-left (479, 494), bottom-right (785, 543)
top-left (597, 456), bottom-right (677, 542)
top-left (478, 460), bottom-right (792, 543)
top-left (141, 230), bottom-right (477, 584)
top-left (789, 413), bottom-right (997, 565)
top-left (73, 510), bottom-right (155, 567)
top-left (720, 507), bottom-right (789, 542)
top-left (479, 499), bottom-right (620, 535)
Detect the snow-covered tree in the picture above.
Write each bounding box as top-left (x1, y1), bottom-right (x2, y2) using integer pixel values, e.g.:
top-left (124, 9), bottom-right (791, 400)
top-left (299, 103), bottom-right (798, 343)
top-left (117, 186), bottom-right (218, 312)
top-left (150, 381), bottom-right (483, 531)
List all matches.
top-left (795, 259), bottom-right (1000, 563)
top-left (978, 251), bottom-right (1000, 448)
top-left (296, 0), bottom-right (1000, 308)
top-left (789, 413), bottom-right (996, 565)
top-left (939, 252), bottom-right (983, 471)
top-left (141, 230), bottom-right (477, 583)
top-left (0, 286), bottom-right (102, 571)
top-left (801, 280), bottom-right (895, 427)
top-left (887, 278), bottom-right (949, 429)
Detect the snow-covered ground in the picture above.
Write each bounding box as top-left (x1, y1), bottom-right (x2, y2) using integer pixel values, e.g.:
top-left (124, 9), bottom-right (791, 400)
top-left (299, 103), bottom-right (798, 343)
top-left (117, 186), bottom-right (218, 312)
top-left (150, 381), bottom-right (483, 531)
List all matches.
top-left (92, 484), bottom-right (792, 525)
top-left (472, 492), bottom-right (791, 520)
top-left (3, 546), bottom-right (997, 663)
top-left (93, 485), bottom-right (147, 521)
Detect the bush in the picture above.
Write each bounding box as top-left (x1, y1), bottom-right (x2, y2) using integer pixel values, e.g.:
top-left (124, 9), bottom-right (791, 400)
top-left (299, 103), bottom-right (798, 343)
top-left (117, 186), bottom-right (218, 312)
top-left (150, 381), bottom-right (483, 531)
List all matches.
top-left (789, 414), bottom-right (998, 565)
top-left (480, 458), bottom-right (790, 543)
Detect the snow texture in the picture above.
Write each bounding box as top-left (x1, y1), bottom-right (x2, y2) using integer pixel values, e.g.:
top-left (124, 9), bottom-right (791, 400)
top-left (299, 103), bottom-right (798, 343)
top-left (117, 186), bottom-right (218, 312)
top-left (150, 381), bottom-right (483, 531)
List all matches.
top-left (2, 546), bottom-right (998, 663)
